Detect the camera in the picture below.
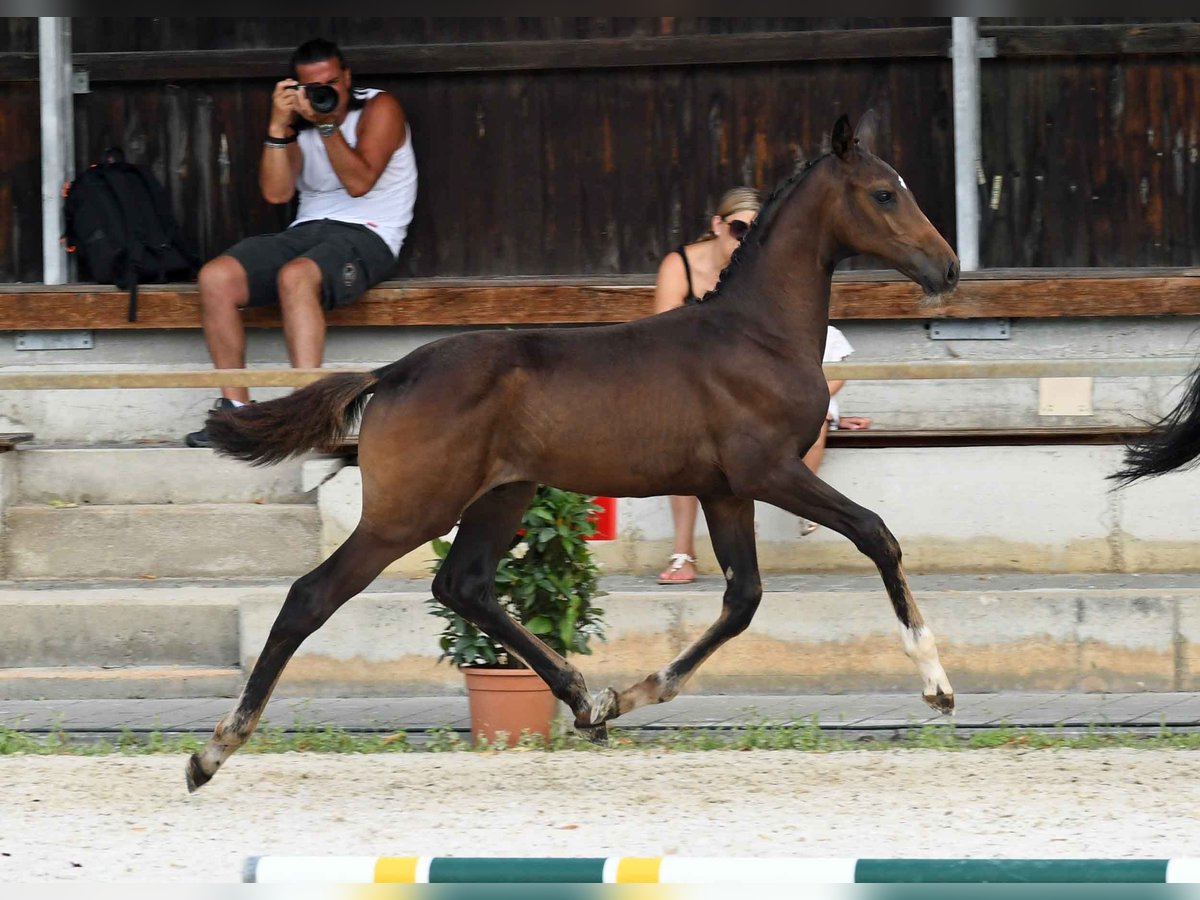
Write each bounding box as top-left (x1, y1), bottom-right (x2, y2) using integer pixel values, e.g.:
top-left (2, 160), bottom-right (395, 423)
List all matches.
top-left (288, 83), bottom-right (339, 115)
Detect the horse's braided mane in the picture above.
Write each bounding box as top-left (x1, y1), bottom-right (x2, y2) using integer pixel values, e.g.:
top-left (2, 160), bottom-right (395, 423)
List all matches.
top-left (700, 153), bottom-right (829, 302)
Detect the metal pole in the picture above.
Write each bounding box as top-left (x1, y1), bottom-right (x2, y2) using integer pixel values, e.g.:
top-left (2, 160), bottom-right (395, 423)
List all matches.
top-left (951, 17), bottom-right (981, 272)
top-left (38, 17), bottom-right (73, 285)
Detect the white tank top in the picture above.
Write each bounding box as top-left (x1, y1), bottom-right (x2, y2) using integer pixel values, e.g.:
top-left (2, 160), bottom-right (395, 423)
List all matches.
top-left (293, 88), bottom-right (417, 256)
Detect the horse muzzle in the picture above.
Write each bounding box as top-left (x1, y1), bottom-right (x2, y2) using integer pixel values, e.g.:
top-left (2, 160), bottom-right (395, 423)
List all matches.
top-left (913, 255), bottom-right (960, 297)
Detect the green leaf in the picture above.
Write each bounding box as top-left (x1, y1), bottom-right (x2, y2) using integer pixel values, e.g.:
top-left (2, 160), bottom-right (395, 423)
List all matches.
top-left (427, 485), bottom-right (607, 664)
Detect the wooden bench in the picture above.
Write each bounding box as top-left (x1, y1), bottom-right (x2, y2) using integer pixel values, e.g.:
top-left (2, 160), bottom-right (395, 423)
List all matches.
top-left (0, 270), bottom-right (1185, 452)
top-left (2, 267), bottom-right (1200, 330)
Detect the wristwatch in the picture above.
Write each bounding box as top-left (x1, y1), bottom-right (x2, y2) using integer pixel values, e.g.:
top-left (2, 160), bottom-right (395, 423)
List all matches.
top-left (317, 122), bottom-right (337, 138)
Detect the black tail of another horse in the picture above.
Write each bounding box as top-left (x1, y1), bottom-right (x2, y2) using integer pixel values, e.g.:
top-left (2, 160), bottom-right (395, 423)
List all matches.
top-left (1111, 359), bottom-right (1200, 486)
top-left (206, 371), bottom-right (380, 466)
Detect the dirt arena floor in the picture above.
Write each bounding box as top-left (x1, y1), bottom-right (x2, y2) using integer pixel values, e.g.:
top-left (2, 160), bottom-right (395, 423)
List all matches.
top-left (1, 748), bottom-right (1198, 882)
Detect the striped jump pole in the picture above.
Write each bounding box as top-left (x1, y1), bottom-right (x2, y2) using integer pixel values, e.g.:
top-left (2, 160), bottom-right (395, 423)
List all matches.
top-left (244, 856), bottom-right (1200, 883)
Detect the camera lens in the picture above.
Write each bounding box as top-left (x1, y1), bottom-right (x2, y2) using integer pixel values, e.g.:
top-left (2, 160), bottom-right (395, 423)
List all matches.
top-left (307, 84), bottom-right (339, 114)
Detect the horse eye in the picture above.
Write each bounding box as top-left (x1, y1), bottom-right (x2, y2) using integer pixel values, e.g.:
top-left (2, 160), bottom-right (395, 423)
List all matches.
top-left (873, 190), bottom-right (895, 204)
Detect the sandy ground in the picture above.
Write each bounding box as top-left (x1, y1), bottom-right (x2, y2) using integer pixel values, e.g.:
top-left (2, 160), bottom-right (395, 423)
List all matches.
top-left (0, 749), bottom-right (1198, 882)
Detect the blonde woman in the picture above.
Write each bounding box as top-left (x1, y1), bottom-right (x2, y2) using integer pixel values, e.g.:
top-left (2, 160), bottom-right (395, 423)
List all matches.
top-left (652, 187), bottom-right (870, 583)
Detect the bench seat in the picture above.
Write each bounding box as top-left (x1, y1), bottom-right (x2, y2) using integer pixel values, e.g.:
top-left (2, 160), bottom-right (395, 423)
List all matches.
top-left (1, 267), bottom-right (1199, 330)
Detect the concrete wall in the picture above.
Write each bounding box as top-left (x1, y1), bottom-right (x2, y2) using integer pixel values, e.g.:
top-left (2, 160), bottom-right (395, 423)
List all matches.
top-left (0, 316), bottom-right (1196, 442)
top-left (318, 444), bottom-right (1200, 576)
top-left (239, 582), bottom-right (1200, 697)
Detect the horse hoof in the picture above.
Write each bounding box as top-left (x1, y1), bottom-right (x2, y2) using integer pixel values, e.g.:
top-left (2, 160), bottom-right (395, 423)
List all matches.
top-left (923, 687), bottom-right (955, 716)
top-left (588, 687), bottom-right (619, 726)
top-left (575, 721), bottom-right (610, 746)
top-left (186, 754), bottom-right (213, 793)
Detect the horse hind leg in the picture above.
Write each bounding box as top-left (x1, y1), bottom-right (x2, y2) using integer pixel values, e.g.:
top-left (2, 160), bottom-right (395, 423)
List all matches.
top-left (589, 495), bottom-right (763, 726)
top-left (762, 460), bottom-right (953, 714)
top-left (186, 523), bottom-right (415, 791)
top-left (847, 514), bottom-right (954, 714)
top-left (432, 483), bottom-right (604, 741)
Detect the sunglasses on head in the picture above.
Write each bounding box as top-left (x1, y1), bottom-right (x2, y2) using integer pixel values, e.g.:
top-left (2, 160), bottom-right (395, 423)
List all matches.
top-left (725, 218), bottom-right (751, 241)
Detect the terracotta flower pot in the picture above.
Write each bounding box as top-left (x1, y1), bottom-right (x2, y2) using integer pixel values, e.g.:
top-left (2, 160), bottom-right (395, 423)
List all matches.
top-left (461, 666), bottom-right (557, 747)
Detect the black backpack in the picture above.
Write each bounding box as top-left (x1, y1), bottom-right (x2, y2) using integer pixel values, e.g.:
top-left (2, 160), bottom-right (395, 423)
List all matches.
top-left (64, 147), bottom-right (199, 321)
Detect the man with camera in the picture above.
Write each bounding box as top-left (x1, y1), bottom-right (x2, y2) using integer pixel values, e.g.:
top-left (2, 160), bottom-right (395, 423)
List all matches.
top-left (186, 37), bottom-right (416, 447)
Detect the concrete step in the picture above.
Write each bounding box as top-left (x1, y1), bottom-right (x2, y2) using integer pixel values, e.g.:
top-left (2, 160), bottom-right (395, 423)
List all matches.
top-left (1, 574), bottom-right (1197, 699)
top-left (0, 665), bottom-right (242, 701)
top-left (319, 447), bottom-right (1200, 577)
top-left (15, 445), bottom-right (313, 506)
top-left (5, 504), bottom-right (320, 578)
top-left (0, 586), bottom-right (239, 668)
top-left (239, 577), bottom-right (1200, 697)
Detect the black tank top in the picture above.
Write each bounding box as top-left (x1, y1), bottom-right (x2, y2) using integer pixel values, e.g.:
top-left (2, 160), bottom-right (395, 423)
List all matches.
top-left (674, 246), bottom-right (702, 304)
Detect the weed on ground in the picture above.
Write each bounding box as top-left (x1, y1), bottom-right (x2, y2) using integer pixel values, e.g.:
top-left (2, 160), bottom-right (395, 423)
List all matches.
top-left (2, 717), bottom-right (1198, 756)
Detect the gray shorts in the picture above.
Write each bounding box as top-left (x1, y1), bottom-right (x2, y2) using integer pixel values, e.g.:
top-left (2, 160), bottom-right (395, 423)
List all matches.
top-left (225, 219), bottom-right (396, 310)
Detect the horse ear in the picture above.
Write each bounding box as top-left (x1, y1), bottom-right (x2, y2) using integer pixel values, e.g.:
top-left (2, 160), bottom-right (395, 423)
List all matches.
top-left (831, 114), bottom-right (853, 160)
top-left (854, 109), bottom-right (879, 156)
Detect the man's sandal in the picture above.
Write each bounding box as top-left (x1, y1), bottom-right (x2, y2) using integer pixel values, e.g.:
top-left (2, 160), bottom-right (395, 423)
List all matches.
top-left (658, 553), bottom-right (697, 585)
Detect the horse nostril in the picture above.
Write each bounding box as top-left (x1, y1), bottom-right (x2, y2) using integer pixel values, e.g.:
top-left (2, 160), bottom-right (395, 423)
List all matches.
top-left (946, 262), bottom-right (959, 284)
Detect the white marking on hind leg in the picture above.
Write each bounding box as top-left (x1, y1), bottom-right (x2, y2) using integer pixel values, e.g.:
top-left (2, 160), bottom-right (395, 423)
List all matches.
top-left (900, 624), bottom-right (954, 710)
top-left (195, 709), bottom-right (254, 778)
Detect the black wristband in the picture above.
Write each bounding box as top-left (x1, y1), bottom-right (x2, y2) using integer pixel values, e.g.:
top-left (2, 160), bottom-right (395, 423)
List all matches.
top-left (264, 132), bottom-right (296, 146)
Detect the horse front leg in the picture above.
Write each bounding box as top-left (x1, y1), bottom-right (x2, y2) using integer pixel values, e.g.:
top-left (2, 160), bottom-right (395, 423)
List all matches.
top-left (589, 496), bottom-right (763, 725)
top-left (757, 458), bottom-right (954, 714)
top-left (432, 483), bottom-right (603, 740)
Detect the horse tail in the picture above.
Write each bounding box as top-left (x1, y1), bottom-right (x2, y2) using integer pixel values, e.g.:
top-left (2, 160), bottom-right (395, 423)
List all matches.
top-left (206, 370), bottom-right (380, 466)
top-left (1111, 358), bottom-right (1200, 486)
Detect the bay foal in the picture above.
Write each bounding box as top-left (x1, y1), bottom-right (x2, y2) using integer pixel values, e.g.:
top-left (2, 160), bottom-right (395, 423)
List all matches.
top-left (188, 113), bottom-right (959, 791)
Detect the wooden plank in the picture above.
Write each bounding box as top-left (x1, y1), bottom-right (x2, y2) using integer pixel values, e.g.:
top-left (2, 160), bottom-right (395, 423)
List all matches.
top-left (5, 23), bottom-right (1197, 83)
top-left (0, 283), bottom-right (651, 329)
top-left (0, 82), bottom-right (42, 281)
top-left (0, 29), bottom-right (953, 82)
top-left (0, 370), bottom-right (337, 390)
top-left (332, 424), bottom-right (1153, 455)
top-left (825, 426), bottom-right (1149, 448)
top-left (0, 357), bottom-right (1189, 390)
top-left (1, 269), bottom-right (1199, 330)
top-left (984, 23), bottom-right (1200, 58)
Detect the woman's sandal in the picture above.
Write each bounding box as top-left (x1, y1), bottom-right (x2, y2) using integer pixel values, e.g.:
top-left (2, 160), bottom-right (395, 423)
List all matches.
top-left (658, 552), bottom-right (697, 585)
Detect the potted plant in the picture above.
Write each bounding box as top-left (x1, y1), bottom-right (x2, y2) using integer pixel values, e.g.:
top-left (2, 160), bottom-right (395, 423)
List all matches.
top-left (428, 486), bottom-right (606, 746)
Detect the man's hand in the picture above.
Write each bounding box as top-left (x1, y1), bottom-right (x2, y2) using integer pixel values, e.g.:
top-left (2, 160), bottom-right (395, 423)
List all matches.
top-left (269, 79), bottom-right (301, 135)
top-left (262, 79), bottom-right (302, 204)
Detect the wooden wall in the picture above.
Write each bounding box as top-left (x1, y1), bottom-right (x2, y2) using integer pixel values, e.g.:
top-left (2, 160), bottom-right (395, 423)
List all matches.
top-left (0, 18), bottom-right (1198, 281)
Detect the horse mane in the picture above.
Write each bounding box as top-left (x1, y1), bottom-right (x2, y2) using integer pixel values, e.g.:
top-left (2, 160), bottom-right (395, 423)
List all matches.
top-left (700, 153), bottom-right (830, 302)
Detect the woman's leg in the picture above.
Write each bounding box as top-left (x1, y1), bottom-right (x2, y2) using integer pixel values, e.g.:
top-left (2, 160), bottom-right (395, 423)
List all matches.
top-left (659, 494), bottom-right (699, 582)
top-left (802, 420), bottom-right (830, 475)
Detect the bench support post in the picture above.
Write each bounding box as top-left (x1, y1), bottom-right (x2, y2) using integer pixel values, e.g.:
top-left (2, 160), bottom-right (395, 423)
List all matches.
top-left (39, 17), bottom-right (74, 285)
top-left (951, 16), bottom-right (982, 272)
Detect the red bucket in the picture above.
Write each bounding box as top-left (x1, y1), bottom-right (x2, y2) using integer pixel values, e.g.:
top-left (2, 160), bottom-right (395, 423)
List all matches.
top-left (586, 496), bottom-right (617, 541)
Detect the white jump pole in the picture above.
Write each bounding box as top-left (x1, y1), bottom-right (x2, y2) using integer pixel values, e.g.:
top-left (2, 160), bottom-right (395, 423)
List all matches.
top-left (951, 16), bottom-right (981, 272)
top-left (38, 17), bottom-right (74, 285)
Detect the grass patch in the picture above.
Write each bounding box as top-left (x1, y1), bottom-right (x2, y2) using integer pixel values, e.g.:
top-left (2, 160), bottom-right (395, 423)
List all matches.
top-left (2, 717), bottom-right (1199, 756)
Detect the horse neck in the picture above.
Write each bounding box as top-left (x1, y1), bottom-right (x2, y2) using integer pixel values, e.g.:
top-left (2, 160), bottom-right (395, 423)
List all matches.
top-left (729, 170), bottom-right (840, 344)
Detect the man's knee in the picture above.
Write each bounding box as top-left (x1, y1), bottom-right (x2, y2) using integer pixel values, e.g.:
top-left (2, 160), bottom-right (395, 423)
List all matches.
top-left (276, 258), bottom-right (322, 301)
top-left (198, 256), bottom-right (249, 308)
